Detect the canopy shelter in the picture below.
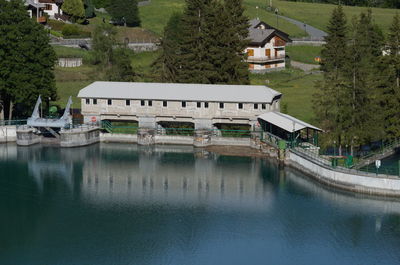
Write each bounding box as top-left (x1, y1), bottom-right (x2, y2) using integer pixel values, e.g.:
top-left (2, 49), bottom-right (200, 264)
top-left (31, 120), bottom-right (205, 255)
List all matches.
top-left (258, 112), bottom-right (322, 147)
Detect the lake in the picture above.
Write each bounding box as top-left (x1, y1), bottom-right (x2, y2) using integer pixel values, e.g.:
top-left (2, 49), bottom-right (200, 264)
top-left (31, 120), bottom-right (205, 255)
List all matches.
top-left (0, 143), bottom-right (399, 265)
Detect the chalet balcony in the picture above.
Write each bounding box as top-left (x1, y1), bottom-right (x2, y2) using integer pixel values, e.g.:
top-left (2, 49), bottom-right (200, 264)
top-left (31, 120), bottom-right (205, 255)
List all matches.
top-left (37, 16), bottom-right (47, 23)
top-left (246, 55), bottom-right (285, 63)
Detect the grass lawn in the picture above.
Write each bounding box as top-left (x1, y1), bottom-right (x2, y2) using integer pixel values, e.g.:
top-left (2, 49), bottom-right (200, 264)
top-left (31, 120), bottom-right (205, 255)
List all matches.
top-left (139, 0), bottom-right (186, 35)
top-left (250, 68), bottom-right (322, 124)
top-left (138, 0), bottom-right (306, 37)
top-left (247, 0), bottom-right (399, 33)
top-left (54, 80), bottom-right (93, 108)
top-left (286, 45), bottom-right (322, 65)
top-left (132, 50), bottom-right (160, 81)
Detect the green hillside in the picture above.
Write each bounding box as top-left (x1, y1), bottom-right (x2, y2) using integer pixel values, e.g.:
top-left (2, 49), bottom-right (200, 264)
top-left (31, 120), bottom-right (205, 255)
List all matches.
top-left (139, 0), bottom-right (399, 37)
top-left (246, 0), bottom-right (398, 32)
top-left (139, 0), bottom-right (307, 37)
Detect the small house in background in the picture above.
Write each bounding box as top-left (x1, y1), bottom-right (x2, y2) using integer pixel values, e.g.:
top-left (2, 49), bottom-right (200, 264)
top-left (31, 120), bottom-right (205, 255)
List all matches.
top-left (24, 0), bottom-right (64, 23)
top-left (246, 19), bottom-right (292, 73)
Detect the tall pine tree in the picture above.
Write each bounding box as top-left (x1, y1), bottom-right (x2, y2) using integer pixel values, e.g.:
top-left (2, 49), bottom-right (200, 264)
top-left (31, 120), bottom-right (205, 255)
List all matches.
top-left (375, 14), bottom-right (400, 140)
top-left (152, 12), bottom-right (184, 83)
top-left (177, 0), bottom-right (213, 84)
top-left (313, 5), bottom-right (348, 151)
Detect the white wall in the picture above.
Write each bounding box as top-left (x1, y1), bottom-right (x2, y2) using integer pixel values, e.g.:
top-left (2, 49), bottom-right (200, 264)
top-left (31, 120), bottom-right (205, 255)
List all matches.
top-left (288, 150), bottom-right (400, 196)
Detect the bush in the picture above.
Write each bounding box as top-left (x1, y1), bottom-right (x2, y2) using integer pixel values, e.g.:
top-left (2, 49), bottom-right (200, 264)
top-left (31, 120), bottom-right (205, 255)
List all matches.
top-left (62, 24), bottom-right (80, 36)
top-left (47, 19), bottom-right (66, 31)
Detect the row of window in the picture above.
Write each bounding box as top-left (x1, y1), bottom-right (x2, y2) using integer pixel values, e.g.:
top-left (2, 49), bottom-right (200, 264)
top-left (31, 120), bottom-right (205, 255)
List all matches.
top-left (85, 99), bottom-right (267, 110)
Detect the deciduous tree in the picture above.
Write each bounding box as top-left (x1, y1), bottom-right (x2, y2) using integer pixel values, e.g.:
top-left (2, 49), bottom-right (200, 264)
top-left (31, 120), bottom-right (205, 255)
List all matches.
top-left (0, 0), bottom-right (57, 119)
top-left (62, 0), bottom-right (85, 22)
top-left (106, 0), bottom-right (140, 27)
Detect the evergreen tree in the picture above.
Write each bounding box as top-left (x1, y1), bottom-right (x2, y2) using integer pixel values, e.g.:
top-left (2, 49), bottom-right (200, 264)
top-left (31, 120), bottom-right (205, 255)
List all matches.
top-left (62, 0), bottom-right (85, 22)
top-left (314, 5), bottom-right (348, 151)
top-left (107, 0), bottom-right (140, 27)
top-left (376, 14), bottom-right (400, 139)
top-left (107, 47), bottom-right (136, 81)
top-left (342, 11), bottom-right (384, 148)
top-left (0, 0), bottom-right (57, 119)
top-left (177, 0), bottom-right (213, 83)
top-left (220, 0), bottom-right (249, 84)
top-left (91, 23), bottom-right (117, 66)
top-left (152, 12), bottom-right (184, 82)
top-left (176, 0), bottom-right (250, 84)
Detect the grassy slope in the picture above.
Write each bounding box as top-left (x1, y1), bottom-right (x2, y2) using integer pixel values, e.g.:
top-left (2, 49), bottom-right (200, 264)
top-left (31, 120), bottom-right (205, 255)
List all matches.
top-left (286, 45), bottom-right (322, 65)
top-left (250, 69), bottom-right (322, 123)
top-left (139, 0), bottom-right (307, 37)
top-left (254, 0), bottom-right (398, 33)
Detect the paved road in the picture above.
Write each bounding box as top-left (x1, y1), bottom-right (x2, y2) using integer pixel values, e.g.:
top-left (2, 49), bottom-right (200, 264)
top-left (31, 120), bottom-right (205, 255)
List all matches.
top-left (278, 15), bottom-right (327, 40)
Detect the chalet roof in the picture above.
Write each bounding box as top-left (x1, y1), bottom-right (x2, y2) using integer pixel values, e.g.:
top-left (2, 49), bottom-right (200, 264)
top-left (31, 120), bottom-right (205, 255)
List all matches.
top-left (78, 82), bottom-right (282, 103)
top-left (248, 18), bottom-right (291, 46)
top-left (258, 112), bottom-right (322, 132)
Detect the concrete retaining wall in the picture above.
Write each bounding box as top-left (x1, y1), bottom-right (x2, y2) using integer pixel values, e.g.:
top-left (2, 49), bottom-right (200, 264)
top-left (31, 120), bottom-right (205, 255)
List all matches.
top-left (60, 127), bottom-right (100, 147)
top-left (100, 133), bottom-right (138, 143)
top-left (58, 58), bottom-right (83, 67)
top-left (287, 150), bottom-right (400, 196)
top-left (155, 135), bottom-right (193, 145)
top-left (0, 126), bottom-right (16, 143)
top-left (211, 137), bottom-right (250, 146)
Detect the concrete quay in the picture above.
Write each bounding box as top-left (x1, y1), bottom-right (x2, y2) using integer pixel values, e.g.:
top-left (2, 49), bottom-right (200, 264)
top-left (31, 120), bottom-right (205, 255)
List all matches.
top-left (4, 124), bottom-right (400, 197)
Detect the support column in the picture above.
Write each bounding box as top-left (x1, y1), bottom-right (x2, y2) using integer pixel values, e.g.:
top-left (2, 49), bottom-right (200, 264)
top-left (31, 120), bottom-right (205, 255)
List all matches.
top-left (138, 116), bottom-right (156, 145)
top-left (193, 129), bottom-right (212, 148)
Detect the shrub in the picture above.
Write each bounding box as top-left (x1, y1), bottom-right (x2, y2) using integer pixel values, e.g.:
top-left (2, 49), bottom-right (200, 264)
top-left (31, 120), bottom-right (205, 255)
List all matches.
top-left (62, 24), bottom-right (80, 36)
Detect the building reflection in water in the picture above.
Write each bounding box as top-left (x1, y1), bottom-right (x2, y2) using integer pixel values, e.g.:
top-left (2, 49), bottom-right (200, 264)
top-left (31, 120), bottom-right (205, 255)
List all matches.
top-left (81, 144), bottom-right (274, 211)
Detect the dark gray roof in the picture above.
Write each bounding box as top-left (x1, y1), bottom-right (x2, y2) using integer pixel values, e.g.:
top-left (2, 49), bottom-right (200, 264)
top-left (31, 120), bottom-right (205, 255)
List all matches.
top-left (78, 82), bottom-right (282, 103)
top-left (248, 18), bottom-right (291, 45)
top-left (248, 28), bottom-right (275, 45)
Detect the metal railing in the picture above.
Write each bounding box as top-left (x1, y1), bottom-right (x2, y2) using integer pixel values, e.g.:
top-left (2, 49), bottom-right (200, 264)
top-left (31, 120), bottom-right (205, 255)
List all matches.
top-left (0, 119), bottom-right (27, 126)
top-left (247, 55), bottom-right (285, 63)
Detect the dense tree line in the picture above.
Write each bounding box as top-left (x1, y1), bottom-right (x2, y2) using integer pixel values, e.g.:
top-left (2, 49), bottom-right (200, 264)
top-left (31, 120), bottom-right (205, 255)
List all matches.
top-left (314, 5), bottom-right (400, 154)
top-left (153, 0), bottom-right (249, 85)
top-left (283, 0), bottom-right (400, 9)
top-left (0, 0), bottom-right (57, 119)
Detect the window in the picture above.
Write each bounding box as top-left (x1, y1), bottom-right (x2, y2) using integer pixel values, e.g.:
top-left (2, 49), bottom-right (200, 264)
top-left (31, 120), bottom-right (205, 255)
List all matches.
top-left (219, 102), bottom-right (224, 109)
top-left (148, 100), bottom-right (152, 106)
top-left (182, 101), bottom-right (186, 108)
top-left (254, 104), bottom-right (259, 109)
top-left (126, 100), bottom-right (130, 106)
top-left (163, 101), bottom-right (168, 107)
top-left (85, 98), bottom-right (90, 104)
top-left (197, 102), bottom-right (201, 108)
top-left (108, 99), bottom-right (112, 105)
top-left (141, 100), bottom-right (145, 106)
top-left (262, 104), bottom-right (266, 110)
top-left (93, 99), bottom-right (97, 105)
top-left (45, 4), bottom-right (52, 10)
top-left (204, 102), bottom-right (209, 108)
top-left (238, 103), bottom-right (243, 109)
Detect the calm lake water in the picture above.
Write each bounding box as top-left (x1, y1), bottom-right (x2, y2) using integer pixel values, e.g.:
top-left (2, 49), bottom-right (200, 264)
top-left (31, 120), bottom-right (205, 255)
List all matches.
top-left (1, 143), bottom-right (400, 265)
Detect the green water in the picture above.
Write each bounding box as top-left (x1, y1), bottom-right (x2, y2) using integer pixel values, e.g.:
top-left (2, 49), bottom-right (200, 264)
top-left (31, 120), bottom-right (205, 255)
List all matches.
top-left (1, 143), bottom-right (400, 265)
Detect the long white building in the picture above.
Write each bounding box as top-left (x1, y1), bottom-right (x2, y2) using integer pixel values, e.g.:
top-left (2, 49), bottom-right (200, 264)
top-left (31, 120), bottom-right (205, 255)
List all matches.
top-left (78, 81), bottom-right (282, 130)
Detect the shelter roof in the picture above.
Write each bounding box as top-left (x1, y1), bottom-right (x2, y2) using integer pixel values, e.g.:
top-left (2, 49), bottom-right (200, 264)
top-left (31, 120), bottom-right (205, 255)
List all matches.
top-left (258, 111), bottom-right (322, 132)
